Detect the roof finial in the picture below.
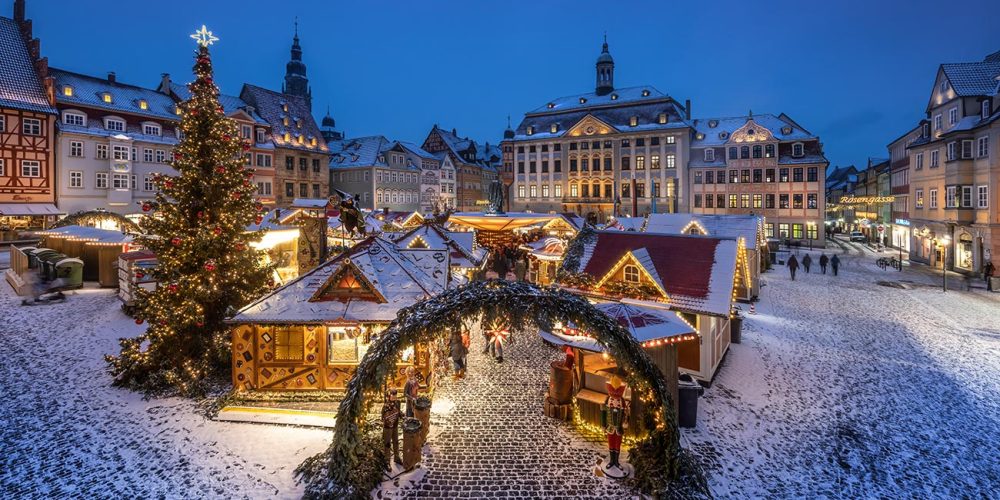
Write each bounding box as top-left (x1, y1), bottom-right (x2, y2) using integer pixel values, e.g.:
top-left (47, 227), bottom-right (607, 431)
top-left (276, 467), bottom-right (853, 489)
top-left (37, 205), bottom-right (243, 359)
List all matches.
top-left (748, 108), bottom-right (753, 118)
top-left (507, 115), bottom-right (511, 128)
top-left (602, 31), bottom-right (609, 52)
top-left (294, 17), bottom-right (299, 37)
top-left (326, 104), bottom-right (331, 116)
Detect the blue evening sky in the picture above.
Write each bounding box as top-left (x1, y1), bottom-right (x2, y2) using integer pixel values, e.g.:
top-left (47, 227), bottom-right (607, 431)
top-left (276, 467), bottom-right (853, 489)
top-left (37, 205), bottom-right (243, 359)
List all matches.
top-left (12, 0), bottom-right (998, 169)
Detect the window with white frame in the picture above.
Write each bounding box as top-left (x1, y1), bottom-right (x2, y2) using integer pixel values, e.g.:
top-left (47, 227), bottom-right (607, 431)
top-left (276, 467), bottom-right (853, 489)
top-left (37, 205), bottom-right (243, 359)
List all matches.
top-left (69, 171), bottom-right (83, 188)
top-left (542, 184), bottom-right (550, 197)
top-left (69, 141), bottom-right (83, 157)
top-left (143, 175), bottom-right (154, 191)
top-left (131, 174), bottom-right (137, 191)
top-left (977, 137), bottom-right (989, 157)
top-left (20, 160), bottom-right (40, 177)
top-left (105, 118), bottom-right (125, 132)
top-left (63, 112), bottom-right (85, 126)
top-left (22, 118), bottom-right (41, 135)
top-left (623, 264), bottom-right (640, 283)
top-left (666, 136), bottom-right (676, 144)
top-left (945, 186), bottom-right (956, 208)
top-left (156, 150), bottom-right (166, 163)
top-left (915, 188), bottom-right (924, 208)
top-left (256, 128), bottom-right (266, 143)
top-left (255, 153), bottom-right (272, 167)
top-left (947, 142), bottom-right (957, 161)
top-left (112, 145), bottom-right (129, 160)
top-left (929, 189), bottom-right (938, 208)
top-left (112, 173), bottom-right (129, 189)
top-left (529, 185), bottom-right (537, 198)
top-left (554, 184), bottom-right (562, 197)
top-left (517, 185), bottom-right (525, 198)
top-left (96, 172), bottom-right (109, 189)
top-left (931, 149), bottom-right (939, 167)
top-left (143, 123), bottom-right (161, 136)
top-left (961, 140), bottom-right (973, 159)
top-left (933, 114), bottom-right (942, 131)
top-left (666, 154), bottom-right (676, 169)
top-left (96, 144), bottom-right (108, 159)
top-left (143, 148), bottom-right (153, 162)
top-left (241, 125), bottom-right (252, 138)
top-left (978, 185), bottom-right (988, 208)
top-left (704, 149), bottom-right (715, 162)
top-left (792, 143), bottom-right (804, 157)
top-left (962, 186), bottom-right (972, 207)
top-left (984, 101), bottom-right (992, 119)
top-left (915, 152), bottom-right (924, 169)
top-left (948, 107), bottom-right (958, 125)
top-left (256, 181), bottom-right (272, 195)
top-left (131, 147), bottom-right (137, 161)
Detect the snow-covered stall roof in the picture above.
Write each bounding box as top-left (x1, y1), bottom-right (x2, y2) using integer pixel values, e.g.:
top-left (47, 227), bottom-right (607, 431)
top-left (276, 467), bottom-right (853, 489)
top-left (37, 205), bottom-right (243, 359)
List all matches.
top-left (643, 213), bottom-right (764, 250)
top-left (572, 231), bottom-right (740, 317)
top-left (393, 224), bottom-right (486, 270)
top-left (230, 237), bottom-right (448, 324)
top-left (540, 300), bottom-right (697, 352)
top-left (521, 237), bottom-right (567, 261)
top-left (603, 216), bottom-right (646, 232)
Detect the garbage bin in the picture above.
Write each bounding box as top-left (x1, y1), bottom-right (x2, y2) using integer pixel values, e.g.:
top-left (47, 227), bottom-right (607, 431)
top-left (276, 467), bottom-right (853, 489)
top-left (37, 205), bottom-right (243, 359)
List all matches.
top-left (55, 257), bottom-right (84, 289)
top-left (41, 252), bottom-right (67, 281)
top-left (730, 315), bottom-right (743, 344)
top-left (678, 374), bottom-right (704, 429)
top-left (30, 248), bottom-right (57, 271)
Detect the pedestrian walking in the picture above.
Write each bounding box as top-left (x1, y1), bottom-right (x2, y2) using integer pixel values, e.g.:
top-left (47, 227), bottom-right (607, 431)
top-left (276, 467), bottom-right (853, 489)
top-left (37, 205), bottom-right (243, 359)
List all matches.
top-left (787, 254), bottom-right (799, 281)
top-left (449, 330), bottom-right (468, 380)
top-left (819, 253), bottom-right (829, 274)
top-left (831, 254), bottom-right (841, 276)
top-left (802, 254), bottom-right (812, 273)
top-left (984, 260), bottom-right (995, 291)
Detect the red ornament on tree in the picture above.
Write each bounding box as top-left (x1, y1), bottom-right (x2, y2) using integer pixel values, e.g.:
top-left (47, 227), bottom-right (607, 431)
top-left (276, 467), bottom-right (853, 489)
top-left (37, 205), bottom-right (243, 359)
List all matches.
top-left (164, 180), bottom-right (175, 189)
top-left (242, 143), bottom-right (251, 152)
top-left (173, 152), bottom-right (183, 161)
top-left (215, 165), bottom-right (226, 174)
top-left (196, 210), bottom-right (205, 219)
top-left (223, 134), bottom-right (231, 141)
top-left (141, 202), bottom-right (152, 212)
top-left (167, 284), bottom-right (178, 293)
top-left (232, 192), bottom-right (242, 200)
top-left (254, 215), bottom-right (263, 224)
top-left (171, 237), bottom-right (182, 246)
top-left (234, 243), bottom-right (245, 251)
top-left (204, 260), bottom-right (217, 272)
top-left (135, 318), bottom-right (144, 325)
top-left (213, 226), bottom-right (222, 236)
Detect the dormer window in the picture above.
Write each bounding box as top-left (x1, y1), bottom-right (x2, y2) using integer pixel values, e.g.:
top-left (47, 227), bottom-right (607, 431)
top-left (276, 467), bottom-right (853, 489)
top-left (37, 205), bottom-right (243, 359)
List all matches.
top-left (611, 93), bottom-right (618, 100)
top-left (142, 123), bottom-right (161, 136)
top-left (63, 111), bottom-right (86, 126)
top-left (792, 142), bottom-right (805, 157)
top-left (296, 119), bottom-right (302, 129)
top-left (105, 118), bottom-right (125, 132)
top-left (658, 113), bottom-right (667, 124)
top-left (102, 93), bottom-right (113, 104)
top-left (704, 149), bottom-right (715, 162)
top-left (983, 100), bottom-right (991, 120)
top-left (297, 134), bottom-right (304, 144)
top-left (781, 126), bottom-right (792, 135)
top-left (708, 120), bottom-right (718, 128)
top-left (526, 126), bottom-right (534, 136)
top-left (641, 89), bottom-right (650, 97)
top-left (310, 137), bottom-right (317, 147)
top-left (623, 264), bottom-right (640, 283)
top-left (283, 132), bottom-right (290, 142)
top-left (138, 100), bottom-right (148, 110)
top-left (174, 106), bottom-right (182, 116)
top-left (696, 133), bottom-right (705, 140)
top-left (579, 97), bottom-right (587, 104)
top-left (62, 86), bottom-right (73, 97)
top-left (282, 116), bottom-right (289, 126)
top-left (282, 103), bottom-right (288, 112)
top-left (629, 116), bottom-right (638, 127)
top-left (547, 103), bottom-right (555, 109)
top-left (922, 123), bottom-right (929, 137)
top-left (719, 132), bottom-right (729, 140)
top-left (257, 128), bottom-right (266, 143)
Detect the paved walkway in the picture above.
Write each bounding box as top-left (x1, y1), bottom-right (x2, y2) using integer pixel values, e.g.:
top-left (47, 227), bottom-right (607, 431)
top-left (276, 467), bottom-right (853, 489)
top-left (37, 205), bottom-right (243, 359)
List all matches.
top-left (391, 327), bottom-right (636, 499)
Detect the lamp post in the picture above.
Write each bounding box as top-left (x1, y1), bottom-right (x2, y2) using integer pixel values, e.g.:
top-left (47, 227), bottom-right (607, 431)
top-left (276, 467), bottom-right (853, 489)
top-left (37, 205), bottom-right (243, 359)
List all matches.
top-left (938, 235), bottom-right (951, 292)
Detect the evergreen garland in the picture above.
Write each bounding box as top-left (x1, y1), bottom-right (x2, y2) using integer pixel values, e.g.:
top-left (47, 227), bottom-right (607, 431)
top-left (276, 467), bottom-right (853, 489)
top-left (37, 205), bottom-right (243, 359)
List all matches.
top-left (298, 280), bottom-right (681, 498)
top-left (104, 41), bottom-right (270, 396)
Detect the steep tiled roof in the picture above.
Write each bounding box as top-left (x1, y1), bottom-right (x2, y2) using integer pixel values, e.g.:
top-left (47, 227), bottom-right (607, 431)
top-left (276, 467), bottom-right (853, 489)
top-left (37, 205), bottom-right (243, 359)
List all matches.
top-left (573, 231), bottom-right (737, 316)
top-left (167, 82), bottom-right (266, 124)
top-left (0, 17), bottom-right (53, 114)
top-left (514, 90), bottom-right (689, 141)
top-left (690, 113), bottom-right (815, 147)
top-left (240, 83), bottom-right (327, 153)
top-left (231, 237), bottom-right (448, 323)
top-left (941, 60), bottom-right (1000, 97)
top-left (51, 68), bottom-right (178, 121)
top-left (328, 135), bottom-right (395, 168)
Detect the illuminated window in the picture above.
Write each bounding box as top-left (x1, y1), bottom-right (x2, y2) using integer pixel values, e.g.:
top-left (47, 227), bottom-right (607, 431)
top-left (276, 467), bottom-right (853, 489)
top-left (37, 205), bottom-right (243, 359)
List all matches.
top-left (623, 264), bottom-right (640, 283)
top-left (138, 100), bottom-right (148, 110)
top-left (63, 86), bottom-right (73, 97)
top-left (283, 132), bottom-right (290, 142)
top-left (272, 326), bottom-right (304, 361)
top-left (629, 116), bottom-right (638, 127)
top-left (102, 93), bottom-right (112, 103)
top-left (551, 123), bottom-right (558, 133)
top-left (658, 113), bottom-right (667, 124)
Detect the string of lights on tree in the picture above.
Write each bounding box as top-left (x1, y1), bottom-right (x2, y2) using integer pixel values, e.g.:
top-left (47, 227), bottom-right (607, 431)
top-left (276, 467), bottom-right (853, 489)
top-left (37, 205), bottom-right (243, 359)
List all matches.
top-left (105, 26), bottom-right (271, 396)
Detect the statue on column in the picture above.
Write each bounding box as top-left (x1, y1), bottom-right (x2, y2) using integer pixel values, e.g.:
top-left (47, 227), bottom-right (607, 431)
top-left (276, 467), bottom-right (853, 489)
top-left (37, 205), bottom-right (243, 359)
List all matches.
top-left (486, 179), bottom-right (505, 215)
top-left (601, 375), bottom-right (630, 477)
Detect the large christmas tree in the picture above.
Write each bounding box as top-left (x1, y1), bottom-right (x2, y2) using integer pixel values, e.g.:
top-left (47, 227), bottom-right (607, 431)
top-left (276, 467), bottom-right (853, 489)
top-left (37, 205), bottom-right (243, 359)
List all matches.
top-left (106, 27), bottom-right (270, 395)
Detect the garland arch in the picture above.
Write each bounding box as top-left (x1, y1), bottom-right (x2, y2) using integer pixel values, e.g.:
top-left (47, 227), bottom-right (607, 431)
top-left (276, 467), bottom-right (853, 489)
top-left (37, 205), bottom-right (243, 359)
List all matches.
top-left (299, 279), bottom-right (681, 499)
top-left (53, 210), bottom-right (141, 233)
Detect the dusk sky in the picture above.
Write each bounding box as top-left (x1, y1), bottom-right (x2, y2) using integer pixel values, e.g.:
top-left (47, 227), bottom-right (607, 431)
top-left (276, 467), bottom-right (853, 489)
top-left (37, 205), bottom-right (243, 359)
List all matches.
top-left (11, 0), bottom-right (998, 169)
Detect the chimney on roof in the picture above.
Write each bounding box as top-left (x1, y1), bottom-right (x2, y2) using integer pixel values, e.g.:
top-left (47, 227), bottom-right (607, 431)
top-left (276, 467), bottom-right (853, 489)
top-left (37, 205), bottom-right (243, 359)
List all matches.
top-left (160, 73), bottom-right (170, 93)
top-left (685, 99), bottom-right (691, 120)
top-left (107, 72), bottom-right (116, 84)
top-left (452, 128), bottom-right (457, 136)
top-left (14, 0), bottom-right (25, 23)
top-left (19, 18), bottom-right (32, 41)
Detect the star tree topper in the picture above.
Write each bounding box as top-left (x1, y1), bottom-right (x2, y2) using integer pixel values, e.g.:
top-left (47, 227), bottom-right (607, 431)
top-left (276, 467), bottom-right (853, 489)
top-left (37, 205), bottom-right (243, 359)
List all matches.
top-left (191, 25), bottom-right (219, 47)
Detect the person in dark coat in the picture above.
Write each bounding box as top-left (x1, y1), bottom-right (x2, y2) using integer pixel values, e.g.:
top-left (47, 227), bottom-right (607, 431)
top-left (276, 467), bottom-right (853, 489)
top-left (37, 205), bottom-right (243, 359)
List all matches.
top-left (831, 254), bottom-right (841, 276)
top-left (787, 254), bottom-right (799, 280)
top-left (819, 253), bottom-right (829, 274)
top-left (984, 261), bottom-right (995, 291)
top-left (449, 330), bottom-right (468, 379)
top-left (802, 254), bottom-right (813, 273)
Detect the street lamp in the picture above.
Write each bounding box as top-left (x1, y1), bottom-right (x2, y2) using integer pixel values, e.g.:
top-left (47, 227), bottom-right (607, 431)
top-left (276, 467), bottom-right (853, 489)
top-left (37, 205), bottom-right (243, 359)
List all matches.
top-left (937, 235), bottom-right (951, 292)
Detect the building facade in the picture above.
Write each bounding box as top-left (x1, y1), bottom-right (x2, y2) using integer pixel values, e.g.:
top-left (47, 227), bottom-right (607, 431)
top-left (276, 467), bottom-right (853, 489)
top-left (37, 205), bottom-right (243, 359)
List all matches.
top-left (688, 114), bottom-right (829, 244)
top-left (393, 141), bottom-right (447, 213)
top-left (907, 50), bottom-right (1000, 274)
top-left (505, 40), bottom-right (691, 224)
top-left (51, 69), bottom-right (181, 216)
top-left (887, 126), bottom-right (921, 253)
top-left (421, 125), bottom-right (501, 211)
top-left (328, 135), bottom-right (420, 212)
top-left (0, 1), bottom-right (59, 234)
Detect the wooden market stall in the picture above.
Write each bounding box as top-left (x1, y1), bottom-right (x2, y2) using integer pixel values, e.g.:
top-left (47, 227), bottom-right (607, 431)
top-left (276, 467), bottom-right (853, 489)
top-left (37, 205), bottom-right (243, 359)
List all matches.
top-left (540, 301), bottom-right (697, 434)
top-left (227, 237), bottom-right (451, 392)
top-left (520, 237), bottom-right (567, 285)
top-left (35, 226), bottom-right (135, 286)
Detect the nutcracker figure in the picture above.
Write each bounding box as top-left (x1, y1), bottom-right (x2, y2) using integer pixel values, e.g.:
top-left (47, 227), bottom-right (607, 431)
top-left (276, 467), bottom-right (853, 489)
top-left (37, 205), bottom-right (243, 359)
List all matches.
top-left (381, 388), bottom-right (402, 466)
top-left (601, 375), bottom-right (630, 475)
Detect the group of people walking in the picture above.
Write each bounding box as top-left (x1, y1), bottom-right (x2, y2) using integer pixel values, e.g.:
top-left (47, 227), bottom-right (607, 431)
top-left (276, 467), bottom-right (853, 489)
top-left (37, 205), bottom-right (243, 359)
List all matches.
top-left (786, 252), bottom-right (840, 280)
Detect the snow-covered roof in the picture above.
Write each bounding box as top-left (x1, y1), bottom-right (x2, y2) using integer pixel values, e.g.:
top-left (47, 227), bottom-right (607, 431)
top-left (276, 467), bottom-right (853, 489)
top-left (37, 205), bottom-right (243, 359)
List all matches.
top-left (394, 141), bottom-right (439, 161)
top-left (51, 68), bottom-right (179, 121)
top-left (37, 225), bottom-right (132, 243)
top-left (941, 59), bottom-right (1000, 97)
top-left (521, 237), bottom-right (567, 261)
top-left (231, 237), bottom-right (448, 324)
top-left (573, 231), bottom-right (738, 316)
top-left (429, 126), bottom-right (502, 169)
top-left (239, 83), bottom-right (327, 153)
top-left (528, 85), bottom-right (669, 114)
top-left (690, 113), bottom-right (815, 147)
top-left (167, 82), bottom-right (266, 124)
top-left (644, 213), bottom-right (764, 250)
top-left (328, 135), bottom-right (396, 169)
top-left (0, 17), bottom-right (55, 114)
top-left (393, 224), bottom-right (486, 269)
top-left (57, 121), bottom-right (179, 146)
top-left (540, 300), bottom-right (697, 352)
top-left (603, 216), bottom-right (646, 232)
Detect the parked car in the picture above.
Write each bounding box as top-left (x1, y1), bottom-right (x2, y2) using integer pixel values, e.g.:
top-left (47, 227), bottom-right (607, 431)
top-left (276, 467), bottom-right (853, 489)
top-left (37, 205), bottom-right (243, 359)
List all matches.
top-left (849, 231), bottom-right (866, 242)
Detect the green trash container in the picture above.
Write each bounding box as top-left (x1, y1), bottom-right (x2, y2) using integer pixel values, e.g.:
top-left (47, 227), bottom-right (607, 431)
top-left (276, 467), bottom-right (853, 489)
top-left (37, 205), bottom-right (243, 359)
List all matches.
top-left (29, 248), bottom-right (56, 270)
top-left (55, 257), bottom-right (84, 289)
top-left (42, 253), bottom-right (68, 281)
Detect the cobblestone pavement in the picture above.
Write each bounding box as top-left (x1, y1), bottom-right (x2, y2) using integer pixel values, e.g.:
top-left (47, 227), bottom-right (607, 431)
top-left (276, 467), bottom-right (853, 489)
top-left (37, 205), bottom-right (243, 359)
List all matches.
top-left (0, 286), bottom-right (329, 499)
top-left (391, 327), bottom-right (637, 499)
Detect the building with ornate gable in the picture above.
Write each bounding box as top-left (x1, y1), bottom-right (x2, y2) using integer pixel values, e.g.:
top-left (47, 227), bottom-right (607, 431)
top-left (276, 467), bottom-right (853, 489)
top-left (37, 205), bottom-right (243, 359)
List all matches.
top-left (421, 125), bottom-right (501, 211)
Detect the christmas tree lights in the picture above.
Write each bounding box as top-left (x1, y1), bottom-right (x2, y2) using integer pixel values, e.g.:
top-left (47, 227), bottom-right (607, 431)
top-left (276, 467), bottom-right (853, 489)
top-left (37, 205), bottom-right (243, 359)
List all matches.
top-left (105, 27), bottom-right (270, 396)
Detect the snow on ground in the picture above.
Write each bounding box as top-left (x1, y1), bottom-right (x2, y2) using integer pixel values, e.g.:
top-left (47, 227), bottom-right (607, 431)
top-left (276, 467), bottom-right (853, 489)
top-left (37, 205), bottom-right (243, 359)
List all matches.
top-left (683, 245), bottom-right (1000, 498)
top-left (0, 285), bottom-right (329, 498)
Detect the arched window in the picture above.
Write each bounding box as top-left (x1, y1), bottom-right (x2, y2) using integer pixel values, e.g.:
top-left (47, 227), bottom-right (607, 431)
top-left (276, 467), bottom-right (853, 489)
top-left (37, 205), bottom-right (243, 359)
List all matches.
top-left (570, 183), bottom-right (579, 197)
top-left (792, 142), bottom-right (805, 157)
top-left (623, 264), bottom-right (640, 283)
top-left (752, 145), bottom-right (762, 158)
top-left (728, 147), bottom-right (737, 160)
top-left (581, 183), bottom-right (590, 198)
top-left (764, 144), bottom-right (775, 158)
top-left (740, 146), bottom-right (750, 159)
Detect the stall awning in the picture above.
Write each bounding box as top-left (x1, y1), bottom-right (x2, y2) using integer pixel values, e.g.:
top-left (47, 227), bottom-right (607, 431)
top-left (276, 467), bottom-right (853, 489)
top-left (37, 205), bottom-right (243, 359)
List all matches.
top-left (448, 212), bottom-right (559, 231)
top-left (0, 203), bottom-right (63, 216)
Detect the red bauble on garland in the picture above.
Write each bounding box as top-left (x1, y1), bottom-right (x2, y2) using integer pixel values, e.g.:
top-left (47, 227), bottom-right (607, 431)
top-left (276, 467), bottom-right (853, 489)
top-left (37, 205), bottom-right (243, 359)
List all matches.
top-left (204, 260), bottom-right (217, 272)
top-left (254, 215), bottom-right (263, 224)
top-left (215, 166), bottom-right (226, 174)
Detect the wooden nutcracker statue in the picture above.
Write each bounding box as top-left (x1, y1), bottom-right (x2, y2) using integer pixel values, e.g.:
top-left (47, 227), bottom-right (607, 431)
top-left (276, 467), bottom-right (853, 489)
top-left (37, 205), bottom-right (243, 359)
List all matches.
top-left (601, 375), bottom-right (630, 477)
top-left (381, 388), bottom-right (402, 466)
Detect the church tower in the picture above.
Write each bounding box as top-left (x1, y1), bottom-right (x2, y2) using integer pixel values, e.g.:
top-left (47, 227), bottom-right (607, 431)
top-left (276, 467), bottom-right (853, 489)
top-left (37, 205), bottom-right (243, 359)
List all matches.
top-left (282, 20), bottom-right (312, 109)
top-left (595, 35), bottom-right (614, 96)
